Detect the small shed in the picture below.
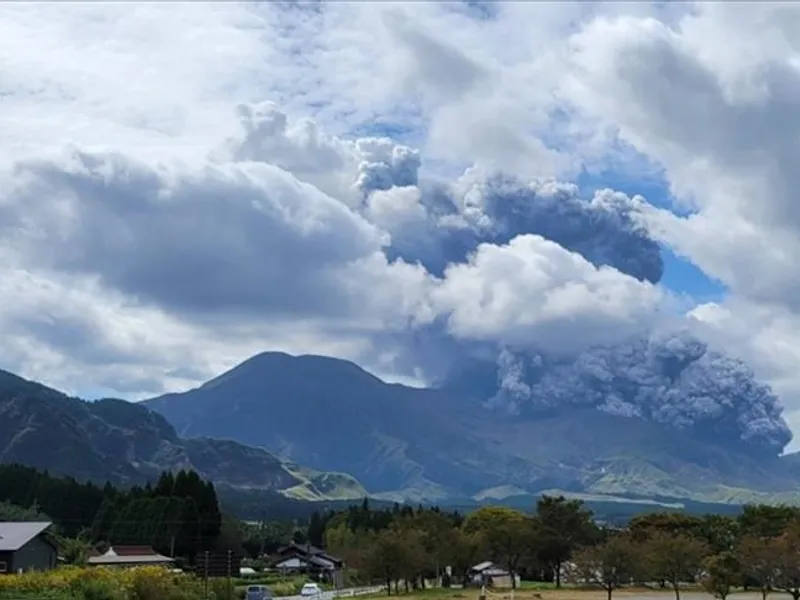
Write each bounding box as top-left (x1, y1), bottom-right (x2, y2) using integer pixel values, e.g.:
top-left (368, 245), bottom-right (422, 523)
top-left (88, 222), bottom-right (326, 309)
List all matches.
top-left (0, 522), bottom-right (57, 574)
top-left (469, 561), bottom-right (519, 589)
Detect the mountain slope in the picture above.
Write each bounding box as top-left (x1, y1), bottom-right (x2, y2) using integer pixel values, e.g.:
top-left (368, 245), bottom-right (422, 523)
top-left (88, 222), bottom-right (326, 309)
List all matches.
top-left (144, 352), bottom-right (800, 504)
top-left (0, 368), bottom-right (366, 500)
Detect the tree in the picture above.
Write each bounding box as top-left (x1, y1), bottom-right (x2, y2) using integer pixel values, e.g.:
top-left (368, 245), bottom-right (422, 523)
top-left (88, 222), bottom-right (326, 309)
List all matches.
top-left (57, 533), bottom-right (92, 565)
top-left (739, 505), bottom-right (800, 539)
top-left (365, 527), bottom-right (420, 595)
top-left (535, 495), bottom-right (599, 587)
top-left (568, 534), bottom-right (640, 600)
top-left (643, 531), bottom-right (709, 600)
top-left (464, 506), bottom-right (535, 589)
top-left (308, 511), bottom-right (326, 547)
top-left (700, 552), bottom-right (741, 600)
top-left (737, 534), bottom-right (781, 600)
top-left (773, 521), bottom-right (800, 600)
top-left (449, 528), bottom-right (485, 586)
top-left (628, 513), bottom-right (703, 541)
top-left (699, 515), bottom-right (740, 554)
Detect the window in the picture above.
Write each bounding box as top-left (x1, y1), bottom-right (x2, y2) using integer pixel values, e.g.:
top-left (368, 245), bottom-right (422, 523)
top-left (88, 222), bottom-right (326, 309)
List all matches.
top-left (0, 561), bottom-right (7, 573)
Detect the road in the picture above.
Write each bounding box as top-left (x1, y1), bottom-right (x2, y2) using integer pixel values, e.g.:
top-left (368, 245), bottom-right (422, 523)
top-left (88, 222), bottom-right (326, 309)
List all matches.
top-left (279, 585), bottom-right (386, 600)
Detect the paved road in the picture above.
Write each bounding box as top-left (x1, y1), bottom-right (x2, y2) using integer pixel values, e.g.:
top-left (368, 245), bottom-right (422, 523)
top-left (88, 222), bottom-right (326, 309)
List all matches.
top-left (279, 585), bottom-right (386, 600)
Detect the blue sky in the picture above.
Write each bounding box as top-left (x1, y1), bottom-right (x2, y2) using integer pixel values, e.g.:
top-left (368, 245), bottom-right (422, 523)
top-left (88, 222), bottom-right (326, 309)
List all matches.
top-left (577, 170), bottom-right (727, 303)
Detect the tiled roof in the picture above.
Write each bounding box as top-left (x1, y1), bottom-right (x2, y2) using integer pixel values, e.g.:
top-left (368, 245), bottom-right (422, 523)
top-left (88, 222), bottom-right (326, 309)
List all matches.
top-left (0, 522), bottom-right (52, 552)
top-left (87, 547), bottom-right (174, 565)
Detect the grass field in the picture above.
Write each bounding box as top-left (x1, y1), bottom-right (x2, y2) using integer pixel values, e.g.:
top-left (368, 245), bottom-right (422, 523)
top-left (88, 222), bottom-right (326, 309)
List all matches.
top-left (357, 587), bottom-right (767, 600)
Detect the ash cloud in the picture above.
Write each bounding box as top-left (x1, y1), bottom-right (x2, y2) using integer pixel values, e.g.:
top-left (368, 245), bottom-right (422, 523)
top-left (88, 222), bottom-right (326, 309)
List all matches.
top-left (399, 171), bottom-right (664, 283)
top-left (176, 102), bottom-right (798, 454)
top-left (466, 333), bottom-right (791, 454)
top-left (7, 101), bottom-right (790, 456)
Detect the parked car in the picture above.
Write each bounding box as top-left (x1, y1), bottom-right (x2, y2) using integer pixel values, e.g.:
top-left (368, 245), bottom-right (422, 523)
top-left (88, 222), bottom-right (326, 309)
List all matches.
top-left (300, 583), bottom-right (322, 597)
top-left (246, 585), bottom-right (274, 600)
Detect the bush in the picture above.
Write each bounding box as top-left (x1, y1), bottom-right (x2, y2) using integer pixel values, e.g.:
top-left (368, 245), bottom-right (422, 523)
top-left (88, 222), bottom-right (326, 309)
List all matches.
top-left (70, 577), bottom-right (124, 600)
top-left (0, 566), bottom-right (206, 600)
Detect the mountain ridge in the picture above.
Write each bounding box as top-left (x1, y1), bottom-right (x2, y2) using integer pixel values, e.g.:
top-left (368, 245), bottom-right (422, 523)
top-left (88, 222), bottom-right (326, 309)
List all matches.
top-left (0, 366), bottom-right (367, 501)
top-left (144, 350), bottom-right (800, 505)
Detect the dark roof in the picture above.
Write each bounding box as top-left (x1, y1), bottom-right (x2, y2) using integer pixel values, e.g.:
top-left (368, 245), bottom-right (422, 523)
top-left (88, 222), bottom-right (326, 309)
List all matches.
top-left (279, 541), bottom-right (325, 555)
top-left (275, 542), bottom-right (342, 566)
top-left (0, 522), bottom-right (52, 552)
top-left (107, 545), bottom-right (160, 556)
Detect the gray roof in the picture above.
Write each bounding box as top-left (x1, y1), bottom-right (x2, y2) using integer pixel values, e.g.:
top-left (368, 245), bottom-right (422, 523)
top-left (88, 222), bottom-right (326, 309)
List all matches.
top-left (0, 522), bottom-right (52, 551)
top-left (87, 554), bottom-right (174, 565)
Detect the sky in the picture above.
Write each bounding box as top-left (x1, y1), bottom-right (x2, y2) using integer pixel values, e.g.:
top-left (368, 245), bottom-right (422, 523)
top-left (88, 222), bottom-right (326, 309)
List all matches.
top-left (3, 1), bottom-right (800, 450)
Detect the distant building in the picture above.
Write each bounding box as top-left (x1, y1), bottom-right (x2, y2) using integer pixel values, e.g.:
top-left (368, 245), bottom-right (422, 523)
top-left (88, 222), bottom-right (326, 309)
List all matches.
top-left (469, 561), bottom-right (519, 589)
top-left (87, 545), bottom-right (174, 568)
top-left (273, 542), bottom-right (343, 586)
top-left (0, 522), bottom-right (57, 574)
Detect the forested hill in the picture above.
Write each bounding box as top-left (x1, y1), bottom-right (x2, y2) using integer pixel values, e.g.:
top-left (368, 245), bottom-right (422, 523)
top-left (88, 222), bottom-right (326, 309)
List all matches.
top-left (0, 463), bottom-right (224, 560)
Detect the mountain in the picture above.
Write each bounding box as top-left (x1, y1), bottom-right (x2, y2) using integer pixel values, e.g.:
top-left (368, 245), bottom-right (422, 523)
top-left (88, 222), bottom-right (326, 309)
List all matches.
top-left (144, 351), bottom-right (800, 505)
top-left (0, 368), bottom-right (366, 501)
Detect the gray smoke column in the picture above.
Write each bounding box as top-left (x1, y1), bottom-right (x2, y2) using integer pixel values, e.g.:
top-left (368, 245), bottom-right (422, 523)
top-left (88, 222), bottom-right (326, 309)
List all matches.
top-left (478, 332), bottom-right (792, 454)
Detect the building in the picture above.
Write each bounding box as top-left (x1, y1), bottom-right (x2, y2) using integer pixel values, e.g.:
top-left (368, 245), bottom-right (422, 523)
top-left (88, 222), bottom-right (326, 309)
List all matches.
top-left (469, 561), bottom-right (519, 589)
top-left (273, 542), bottom-right (343, 586)
top-left (0, 521), bottom-right (57, 574)
top-left (87, 545), bottom-right (174, 568)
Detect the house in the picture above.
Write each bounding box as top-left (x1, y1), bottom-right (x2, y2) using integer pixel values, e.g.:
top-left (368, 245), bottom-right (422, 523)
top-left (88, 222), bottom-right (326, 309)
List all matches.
top-left (0, 521), bottom-right (58, 574)
top-left (87, 545), bottom-right (174, 568)
top-left (273, 542), bottom-right (343, 586)
top-left (469, 561), bottom-right (520, 589)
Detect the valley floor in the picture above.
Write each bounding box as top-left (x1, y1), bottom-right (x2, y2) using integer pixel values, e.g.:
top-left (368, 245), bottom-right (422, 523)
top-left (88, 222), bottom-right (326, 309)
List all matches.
top-left (354, 590), bottom-right (766, 600)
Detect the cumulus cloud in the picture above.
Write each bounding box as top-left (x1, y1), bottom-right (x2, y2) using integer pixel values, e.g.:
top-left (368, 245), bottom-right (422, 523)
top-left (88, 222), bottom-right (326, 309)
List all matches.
top-left (426, 234), bottom-right (662, 353)
top-left (562, 4), bottom-right (800, 311)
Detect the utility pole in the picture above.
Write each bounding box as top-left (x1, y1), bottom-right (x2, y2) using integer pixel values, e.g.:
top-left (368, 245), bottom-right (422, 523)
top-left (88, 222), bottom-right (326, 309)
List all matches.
top-left (259, 511), bottom-right (267, 557)
top-left (227, 549), bottom-right (233, 598)
top-left (203, 551), bottom-right (209, 600)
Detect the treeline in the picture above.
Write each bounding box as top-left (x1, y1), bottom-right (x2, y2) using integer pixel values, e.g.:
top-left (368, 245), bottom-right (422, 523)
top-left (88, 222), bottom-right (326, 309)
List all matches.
top-left (0, 464), bottom-right (222, 561)
top-left (310, 497), bottom-right (800, 597)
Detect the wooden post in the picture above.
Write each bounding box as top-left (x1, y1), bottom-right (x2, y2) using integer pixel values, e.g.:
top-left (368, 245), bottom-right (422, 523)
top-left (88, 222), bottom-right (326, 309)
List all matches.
top-left (203, 551), bottom-right (209, 599)
top-left (227, 550), bottom-right (233, 599)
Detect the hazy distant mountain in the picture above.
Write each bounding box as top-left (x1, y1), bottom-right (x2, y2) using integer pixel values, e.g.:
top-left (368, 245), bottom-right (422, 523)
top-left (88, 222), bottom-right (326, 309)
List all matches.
top-left (0, 368), bottom-right (366, 501)
top-left (145, 351), bottom-right (800, 504)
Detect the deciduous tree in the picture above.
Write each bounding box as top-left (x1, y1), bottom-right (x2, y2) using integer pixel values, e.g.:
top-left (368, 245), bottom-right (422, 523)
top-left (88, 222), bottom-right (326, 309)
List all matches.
top-left (642, 531), bottom-right (709, 600)
top-left (535, 495), bottom-right (599, 587)
top-left (773, 521), bottom-right (800, 600)
top-left (737, 534), bottom-right (781, 600)
top-left (569, 533), bottom-right (640, 600)
top-left (464, 506), bottom-right (534, 589)
top-left (700, 552), bottom-right (741, 600)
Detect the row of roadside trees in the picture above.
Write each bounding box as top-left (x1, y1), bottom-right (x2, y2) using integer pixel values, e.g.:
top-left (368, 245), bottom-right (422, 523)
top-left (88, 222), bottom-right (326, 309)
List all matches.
top-left (317, 497), bottom-right (800, 599)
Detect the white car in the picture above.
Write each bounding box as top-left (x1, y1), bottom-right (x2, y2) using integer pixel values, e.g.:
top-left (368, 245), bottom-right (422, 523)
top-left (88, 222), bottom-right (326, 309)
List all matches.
top-left (300, 583), bottom-right (322, 597)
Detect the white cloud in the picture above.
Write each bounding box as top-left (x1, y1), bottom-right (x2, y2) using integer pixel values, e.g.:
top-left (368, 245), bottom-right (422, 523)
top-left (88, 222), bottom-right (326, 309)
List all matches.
top-left (551, 3), bottom-right (800, 446)
top-left (4, 0), bottom-right (800, 450)
top-left (428, 234), bottom-right (663, 353)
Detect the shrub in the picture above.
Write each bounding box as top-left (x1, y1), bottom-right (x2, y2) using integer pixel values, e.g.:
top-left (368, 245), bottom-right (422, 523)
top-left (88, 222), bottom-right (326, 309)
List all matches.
top-left (70, 576), bottom-right (124, 600)
top-left (0, 566), bottom-right (205, 600)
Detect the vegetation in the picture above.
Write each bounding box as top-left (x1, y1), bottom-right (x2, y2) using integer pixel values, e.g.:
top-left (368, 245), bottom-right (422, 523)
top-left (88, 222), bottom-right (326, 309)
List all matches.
top-left (13, 463), bottom-right (800, 600)
top-left (300, 497), bottom-right (800, 597)
top-left (0, 565), bottom-right (216, 600)
top-left (0, 464), bottom-right (224, 562)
